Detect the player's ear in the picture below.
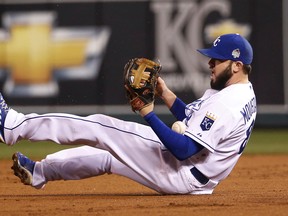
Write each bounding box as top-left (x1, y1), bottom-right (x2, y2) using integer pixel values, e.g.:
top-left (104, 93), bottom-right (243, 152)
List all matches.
top-left (232, 61), bottom-right (243, 73)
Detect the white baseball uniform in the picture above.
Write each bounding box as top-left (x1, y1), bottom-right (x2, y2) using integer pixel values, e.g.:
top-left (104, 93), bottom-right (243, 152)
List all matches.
top-left (3, 82), bottom-right (256, 195)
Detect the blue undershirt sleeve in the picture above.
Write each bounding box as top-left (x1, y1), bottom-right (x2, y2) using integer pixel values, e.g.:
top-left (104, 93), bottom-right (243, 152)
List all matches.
top-left (170, 97), bottom-right (187, 121)
top-left (144, 112), bottom-right (204, 161)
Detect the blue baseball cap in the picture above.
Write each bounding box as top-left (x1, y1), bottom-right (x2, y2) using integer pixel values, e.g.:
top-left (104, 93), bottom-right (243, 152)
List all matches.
top-left (197, 33), bottom-right (253, 64)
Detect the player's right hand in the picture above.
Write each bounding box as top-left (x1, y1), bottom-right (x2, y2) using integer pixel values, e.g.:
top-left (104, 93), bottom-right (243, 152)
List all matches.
top-left (156, 77), bottom-right (177, 109)
top-left (155, 77), bottom-right (168, 98)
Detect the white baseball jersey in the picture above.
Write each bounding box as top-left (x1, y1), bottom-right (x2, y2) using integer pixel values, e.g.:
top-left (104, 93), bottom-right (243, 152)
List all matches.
top-left (184, 82), bottom-right (257, 182)
top-left (3, 82), bottom-right (256, 195)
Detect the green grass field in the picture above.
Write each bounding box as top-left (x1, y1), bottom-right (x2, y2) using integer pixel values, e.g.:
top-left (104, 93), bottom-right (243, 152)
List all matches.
top-left (0, 128), bottom-right (287, 160)
top-left (245, 128), bottom-right (288, 154)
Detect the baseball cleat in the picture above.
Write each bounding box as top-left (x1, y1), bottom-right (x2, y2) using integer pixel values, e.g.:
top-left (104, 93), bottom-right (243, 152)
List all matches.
top-left (11, 152), bottom-right (35, 185)
top-left (0, 93), bottom-right (10, 143)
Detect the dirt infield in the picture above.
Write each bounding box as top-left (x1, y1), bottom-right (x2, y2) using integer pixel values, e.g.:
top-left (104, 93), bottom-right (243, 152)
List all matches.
top-left (1, 155), bottom-right (288, 216)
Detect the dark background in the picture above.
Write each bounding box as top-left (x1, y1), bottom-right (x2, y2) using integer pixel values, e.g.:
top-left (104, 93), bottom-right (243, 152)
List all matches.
top-left (0, 0), bottom-right (284, 109)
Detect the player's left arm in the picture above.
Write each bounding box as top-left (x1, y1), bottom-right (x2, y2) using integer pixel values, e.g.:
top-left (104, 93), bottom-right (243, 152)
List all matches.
top-left (141, 108), bottom-right (203, 160)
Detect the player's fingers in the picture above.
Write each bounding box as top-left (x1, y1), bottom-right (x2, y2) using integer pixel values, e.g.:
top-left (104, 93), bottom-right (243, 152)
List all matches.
top-left (156, 77), bottom-right (166, 96)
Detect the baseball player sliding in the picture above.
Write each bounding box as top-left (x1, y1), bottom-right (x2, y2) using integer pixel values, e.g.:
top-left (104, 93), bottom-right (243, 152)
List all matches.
top-left (1, 33), bottom-right (256, 195)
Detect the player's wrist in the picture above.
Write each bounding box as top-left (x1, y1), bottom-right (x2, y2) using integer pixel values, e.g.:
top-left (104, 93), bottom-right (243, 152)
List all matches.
top-left (162, 90), bottom-right (177, 108)
top-left (139, 104), bottom-right (154, 117)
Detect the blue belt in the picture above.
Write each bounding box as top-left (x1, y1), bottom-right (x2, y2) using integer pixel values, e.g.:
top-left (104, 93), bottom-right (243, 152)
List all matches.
top-left (190, 167), bottom-right (209, 184)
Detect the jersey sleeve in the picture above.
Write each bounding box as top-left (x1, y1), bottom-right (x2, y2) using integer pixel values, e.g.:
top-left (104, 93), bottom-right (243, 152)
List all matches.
top-left (144, 111), bottom-right (204, 160)
top-left (170, 97), bottom-right (187, 121)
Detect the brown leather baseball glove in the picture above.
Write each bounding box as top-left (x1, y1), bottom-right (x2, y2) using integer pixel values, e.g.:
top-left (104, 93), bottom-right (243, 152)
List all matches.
top-left (124, 58), bottom-right (162, 112)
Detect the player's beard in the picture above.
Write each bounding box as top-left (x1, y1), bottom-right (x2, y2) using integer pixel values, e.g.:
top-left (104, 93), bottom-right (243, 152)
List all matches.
top-left (210, 62), bottom-right (233, 90)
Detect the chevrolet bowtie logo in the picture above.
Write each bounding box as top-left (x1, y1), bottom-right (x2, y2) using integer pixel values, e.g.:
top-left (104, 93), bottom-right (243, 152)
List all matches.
top-left (0, 12), bottom-right (111, 97)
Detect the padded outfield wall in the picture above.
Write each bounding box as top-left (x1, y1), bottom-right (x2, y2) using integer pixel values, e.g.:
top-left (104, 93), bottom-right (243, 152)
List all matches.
top-left (0, 0), bottom-right (286, 127)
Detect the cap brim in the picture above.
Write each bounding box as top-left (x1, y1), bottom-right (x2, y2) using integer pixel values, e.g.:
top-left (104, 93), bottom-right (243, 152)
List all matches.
top-left (197, 48), bottom-right (226, 60)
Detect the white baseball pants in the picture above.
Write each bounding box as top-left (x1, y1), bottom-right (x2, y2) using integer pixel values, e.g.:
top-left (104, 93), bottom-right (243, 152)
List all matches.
top-left (4, 109), bottom-right (215, 194)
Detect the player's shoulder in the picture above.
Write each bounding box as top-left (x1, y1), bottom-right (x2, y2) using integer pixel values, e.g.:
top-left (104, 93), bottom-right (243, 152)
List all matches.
top-left (212, 83), bottom-right (256, 107)
top-left (219, 82), bottom-right (255, 99)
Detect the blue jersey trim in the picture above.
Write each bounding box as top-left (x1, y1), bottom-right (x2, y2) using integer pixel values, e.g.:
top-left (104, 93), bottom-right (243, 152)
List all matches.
top-left (185, 131), bottom-right (215, 153)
